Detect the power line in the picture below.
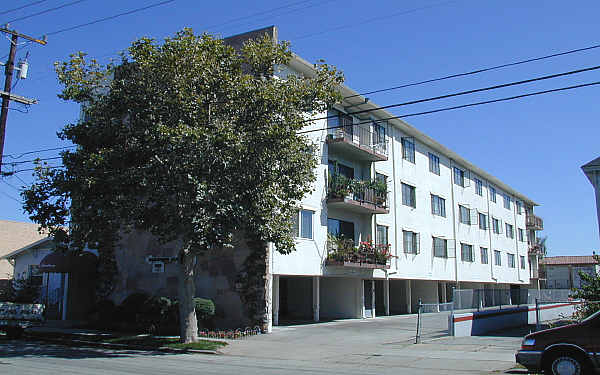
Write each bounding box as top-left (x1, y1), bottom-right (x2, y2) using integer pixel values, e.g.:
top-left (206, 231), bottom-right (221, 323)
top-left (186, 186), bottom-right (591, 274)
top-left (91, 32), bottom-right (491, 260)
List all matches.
top-left (298, 80), bottom-right (600, 134)
top-left (348, 43), bottom-right (600, 99)
top-left (307, 64), bottom-right (600, 123)
top-left (46, 0), bottom-right (176, 36)
top-left (3, 146), bottom-right (75, 159)
top-left (0, 1), bottom-right (50, 16)
top-left (4, 0), bottom-right (87, 24)
top-left (1, 156), bottom-right (62, 166)
top-left (0, 188), bottom-right (20, 202)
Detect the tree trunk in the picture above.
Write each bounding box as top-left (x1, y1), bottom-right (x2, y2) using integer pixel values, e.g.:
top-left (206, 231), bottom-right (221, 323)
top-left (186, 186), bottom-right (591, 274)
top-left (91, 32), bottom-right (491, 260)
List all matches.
top-left (239, 239), bottom-right (272, 333)
top-left (178, 249), bottom-right (199, 343)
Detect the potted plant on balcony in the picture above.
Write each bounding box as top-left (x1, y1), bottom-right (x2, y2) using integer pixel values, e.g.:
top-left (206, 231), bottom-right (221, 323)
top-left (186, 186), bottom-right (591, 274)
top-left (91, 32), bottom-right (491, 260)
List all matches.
top-left (328, 174), bottom-right (352, 199)
top-left (369, 179), bottom-right (387, 207)
top-left (374, 243), bottom-right (393, 265)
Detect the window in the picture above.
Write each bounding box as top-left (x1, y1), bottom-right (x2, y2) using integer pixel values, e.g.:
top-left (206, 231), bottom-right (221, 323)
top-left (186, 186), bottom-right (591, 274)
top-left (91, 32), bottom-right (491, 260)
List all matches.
top-left (327, 218), bottom-right (354, 241)
top-left (461, 243), bottom-right (474, 262)
top-left (504, 194), bottom-right (512, 210)
top-left (453, 167), bottom-right (465, 187)
top-left (475, 178), bottom-right (483, 196)
top-left (505, 223), bottom-right (514, 239)
top-left (402, 137), bottom-right (415, 163)
top-left (373, 121), bottom-right (386, 149)
top-left (478, 213), bottom-right (487, 230)
top-left (376, 225), bottom-right (389, 246)
top-left (375, 172), bottom-right (387, 184)
top-left (402, 183), bottom-right (416, 208)
top-left (28, 265), bottom-right (42, 286)
top-left (328, 160), bottom-right (354, 179)
top-left (520, 255), bottom-right (526, 269)
top-left (516, 201), bottom-right (523, 215)
top-left (480, 247), bottom-right (489, 264)
top-left (492, 218), bottom-right (501, 234)
top-left (431, 194), bottom-right (446, 217)
top-left (494, 250), bottom-right (502, 266)
top-left (490, 186), bottom-right (497, 203)
top-left (433, 237), bottom-right (447, 258)
top-left (459, 205), bottom-right (470, 224)
top-left (429, 153), bottom-right (440, 175)
top-left (518, 228), bottom-right (524, 242)
top-left (293, 209), bottom-right (314, 239)
top-left (403, 230), bottom-right (420, 254)
top-left (508, 253), bottom-right (516, 268)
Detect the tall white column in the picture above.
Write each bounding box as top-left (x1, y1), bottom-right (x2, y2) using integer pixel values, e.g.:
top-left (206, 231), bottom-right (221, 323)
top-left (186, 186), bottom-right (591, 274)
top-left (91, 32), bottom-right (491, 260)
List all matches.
top-left (440, 282), bottom-right (447, 303)
top-left (384, 278), bottom-right (390, 315)
top-left (312, 276), bottom-right (320, 322)
top-left (406, 280), bottom-right (412, 314)
top-left (273, 275), bottom-right (280, 326)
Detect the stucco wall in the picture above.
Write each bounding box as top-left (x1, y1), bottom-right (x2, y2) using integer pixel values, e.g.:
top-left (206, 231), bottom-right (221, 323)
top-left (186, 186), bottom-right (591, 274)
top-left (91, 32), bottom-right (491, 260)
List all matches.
top-left (0, 220), bottom-right (49, 280)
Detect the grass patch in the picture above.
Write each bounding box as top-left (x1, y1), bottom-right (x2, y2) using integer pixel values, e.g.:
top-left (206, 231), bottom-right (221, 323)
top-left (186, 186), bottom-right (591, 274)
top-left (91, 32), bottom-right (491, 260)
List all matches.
top-left (106, 335), bottom-right (227, 351)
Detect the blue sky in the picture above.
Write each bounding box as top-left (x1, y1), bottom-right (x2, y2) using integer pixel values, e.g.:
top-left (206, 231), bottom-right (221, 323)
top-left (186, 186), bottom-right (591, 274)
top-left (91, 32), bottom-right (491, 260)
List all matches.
top-left (0, 0), bottom-right (598, 256)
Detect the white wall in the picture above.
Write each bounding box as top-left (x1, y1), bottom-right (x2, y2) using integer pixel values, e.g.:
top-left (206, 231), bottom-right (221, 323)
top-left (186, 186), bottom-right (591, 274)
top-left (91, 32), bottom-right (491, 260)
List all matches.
top-left (13, 247), bottom-right (52, 279)
top-left (319, 277), bottom-right (362, 319)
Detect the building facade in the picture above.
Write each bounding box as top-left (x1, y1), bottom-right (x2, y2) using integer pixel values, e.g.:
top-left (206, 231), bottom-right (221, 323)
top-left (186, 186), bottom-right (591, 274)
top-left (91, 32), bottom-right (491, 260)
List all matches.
top-left (582, 156), bottom-right (600, 240)
top-left (540, 255), bottom-right (599, 289)
top-left (270, 41), bottom-right (543, 323)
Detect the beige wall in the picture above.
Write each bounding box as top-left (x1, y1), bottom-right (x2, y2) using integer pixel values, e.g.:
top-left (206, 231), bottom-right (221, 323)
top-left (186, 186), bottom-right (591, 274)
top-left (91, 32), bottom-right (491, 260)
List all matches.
top-left (0, 220), bottom-right (48, 280)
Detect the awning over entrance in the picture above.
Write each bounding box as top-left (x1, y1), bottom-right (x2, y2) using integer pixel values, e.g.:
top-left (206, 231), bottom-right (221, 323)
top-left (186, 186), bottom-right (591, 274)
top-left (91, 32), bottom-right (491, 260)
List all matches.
top-left (39, 251), bottom-right (97, 274)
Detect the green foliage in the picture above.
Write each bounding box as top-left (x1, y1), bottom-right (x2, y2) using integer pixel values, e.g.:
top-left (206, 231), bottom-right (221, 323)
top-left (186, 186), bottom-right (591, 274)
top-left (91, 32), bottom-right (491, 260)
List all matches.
top-left (117, 292), bottom-right (150, 324)
top-left (194, 298), bottom-right (215, 321)
top-left (0, 278), bottom-right (41, 303)
top-left (570, 254), bottom-right (600, 320)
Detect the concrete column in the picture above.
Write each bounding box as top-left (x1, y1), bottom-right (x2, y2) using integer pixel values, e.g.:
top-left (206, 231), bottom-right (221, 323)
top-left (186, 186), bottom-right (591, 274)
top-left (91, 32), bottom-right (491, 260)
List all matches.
top-left (264, 243), bottom-right (273, 333)
top-left (371, 280), bottom-right (376, 318)
top-left (273, 275), bottom-right (280, 326)
top-left (359, 279), bottom-right (365, 318)
top-left (440, 282), bottom-right (447, 303)
top-left (384, 278), bottom-right (390, 315)
top-left (406, 280), bottom-right (412, 314)
top-left (312, 276), bottom-right (320, 322)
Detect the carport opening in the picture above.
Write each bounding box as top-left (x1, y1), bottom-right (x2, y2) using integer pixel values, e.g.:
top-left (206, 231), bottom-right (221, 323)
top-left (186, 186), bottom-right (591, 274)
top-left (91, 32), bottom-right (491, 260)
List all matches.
top-left (279, 276), bottom-right (313, 323)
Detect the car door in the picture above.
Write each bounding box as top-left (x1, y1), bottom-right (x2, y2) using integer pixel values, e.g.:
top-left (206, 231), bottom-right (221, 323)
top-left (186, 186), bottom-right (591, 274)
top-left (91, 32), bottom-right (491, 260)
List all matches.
top-left (585, 312), bottom-right (600, 367)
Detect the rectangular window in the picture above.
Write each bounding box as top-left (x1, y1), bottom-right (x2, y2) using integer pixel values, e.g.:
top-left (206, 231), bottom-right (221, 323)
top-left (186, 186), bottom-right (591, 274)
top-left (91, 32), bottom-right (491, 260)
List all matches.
top-left (508, 253), bottom-right (516, 268)
top-left (403, 230), bottom-right (420, 254)
top-left (520, 255), bottom-right (526, 269)
top-left (459, 205), bottom-right (470, 224)
top-left (504, 194), bottom-right (512, 210)
top-left (518, 228), bottom-right (524, 242)
top-left (475, 178), bottom-right (483, 196)
top-left (402, 183), bottom-right (416, 208)
top-left (505, 223), bottom-right (514, 239)
top-left (453, 167), bottom-right (465, 187)
top-left (492, 218), bottom-right (501, 234)
top-left (293, 209), bottom-right (314, 239)
top-left (376, 225), bottom-right (389, 246)
top-left (327, 218), bottom-right (354, 241)
top-left (402, 137), bottom-right (415, 163)
top-left (373, 121), bottom-right (386, 148)
top-left (490, 186), bottom-right (497, 203)
top-left (461, 243), bottom-right (474, 262)
top-left (516, 201), bottom-right (523, 215)
top-left (494, 250), bottom-right (502, 266)
top-left (433, 237), bottom-right (447, 258)
top-left (480, 247), bottom-right (489, 264)
top-left (431, 194), bottom-right (446, 217)
top-left (478, 213), bottom-right (487, 230)
top-left (428, 153), bottom-right (440, 175)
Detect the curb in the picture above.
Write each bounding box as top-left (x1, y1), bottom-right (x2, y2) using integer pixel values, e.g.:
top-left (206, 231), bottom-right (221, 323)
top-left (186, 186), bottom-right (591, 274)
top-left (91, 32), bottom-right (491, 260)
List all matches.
top-left (26, 335), bottom-right (220, 355)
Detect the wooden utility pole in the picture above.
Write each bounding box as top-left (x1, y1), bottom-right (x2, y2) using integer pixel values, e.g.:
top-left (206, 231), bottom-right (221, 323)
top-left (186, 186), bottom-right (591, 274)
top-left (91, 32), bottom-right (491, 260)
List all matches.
top-left (0, 25), bottom-right (46, 175)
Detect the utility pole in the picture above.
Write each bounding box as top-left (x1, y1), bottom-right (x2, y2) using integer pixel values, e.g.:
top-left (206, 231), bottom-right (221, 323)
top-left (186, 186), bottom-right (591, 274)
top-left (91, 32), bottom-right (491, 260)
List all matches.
top-left (0, 25), bottom-right (47, 175)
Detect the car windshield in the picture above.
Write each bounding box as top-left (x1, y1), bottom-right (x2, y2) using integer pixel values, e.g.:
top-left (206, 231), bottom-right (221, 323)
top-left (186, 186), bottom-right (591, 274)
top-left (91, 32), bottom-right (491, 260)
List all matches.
top-left (581, 309), bottom-right (600, 323)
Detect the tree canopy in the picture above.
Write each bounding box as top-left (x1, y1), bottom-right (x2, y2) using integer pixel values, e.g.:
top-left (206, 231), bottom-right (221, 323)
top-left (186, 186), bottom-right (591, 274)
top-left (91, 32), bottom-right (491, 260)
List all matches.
top-left (22, 28), bottom-right (343, 341)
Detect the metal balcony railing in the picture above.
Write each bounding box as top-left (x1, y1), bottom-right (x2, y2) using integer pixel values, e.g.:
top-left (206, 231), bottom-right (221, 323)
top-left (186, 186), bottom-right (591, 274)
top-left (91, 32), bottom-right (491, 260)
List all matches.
top-left (327, 174), bottom-right (388, 211)
top-left (526, 213), bottom-right (544, 230)
top-left (326, 238), bottom-right (392, 269)
top-left (327, 125), bottom-right (389, 160)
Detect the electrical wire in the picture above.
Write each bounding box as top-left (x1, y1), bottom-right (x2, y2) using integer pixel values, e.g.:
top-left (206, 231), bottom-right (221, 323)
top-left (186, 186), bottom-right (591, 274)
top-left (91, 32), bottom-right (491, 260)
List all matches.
top-left (298, 80), bottom-right (600, 134)
top-left (46, 0), bottom-right (176, 36)
top-left (3, 146), bottom-right (75, 159)
top-left (0, 1), bottom-right (50, 16)
top-left (0, 189), bottom-right (21, 203)
top-left (1, 156), bottom-right (63, 166)
top-left (4, 0), bottom-right (87, 24)
top-left (307, 64), bottom-right (600, 123)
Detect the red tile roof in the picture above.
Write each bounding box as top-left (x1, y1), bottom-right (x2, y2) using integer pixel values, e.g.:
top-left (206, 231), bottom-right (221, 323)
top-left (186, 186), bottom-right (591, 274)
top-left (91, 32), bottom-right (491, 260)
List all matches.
top-left (540, 255), bottom-right (599, 266)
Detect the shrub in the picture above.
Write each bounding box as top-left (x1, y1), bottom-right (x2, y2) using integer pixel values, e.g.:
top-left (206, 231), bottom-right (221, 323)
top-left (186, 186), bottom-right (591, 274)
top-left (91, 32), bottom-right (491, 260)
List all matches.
top-left (88, 299), bottom-right (117, 329)
top-left (194, 298), bottom-right (215, 321)
top-left (117, 292), bottom-right (150, 324)
top-left (138, 296), bottom-right (172, 333)
top-left (1, 278), bottom-right (41, 303)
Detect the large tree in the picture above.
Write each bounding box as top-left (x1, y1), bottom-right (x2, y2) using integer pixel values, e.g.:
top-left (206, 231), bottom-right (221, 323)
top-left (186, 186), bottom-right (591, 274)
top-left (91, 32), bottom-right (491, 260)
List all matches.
top-left (22, 29), bottom-right (343, 342)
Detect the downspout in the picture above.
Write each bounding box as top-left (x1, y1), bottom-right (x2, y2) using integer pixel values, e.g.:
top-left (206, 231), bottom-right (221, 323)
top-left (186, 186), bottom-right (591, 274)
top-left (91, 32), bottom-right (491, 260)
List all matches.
top-left (513, 198), bottom-right (521, 282)
top-left (449, 159), bottom-right (459, 287)
top-left (391, 124), bottom-right (399, 270)
top-left (486, 180), bottom-right (496, 283)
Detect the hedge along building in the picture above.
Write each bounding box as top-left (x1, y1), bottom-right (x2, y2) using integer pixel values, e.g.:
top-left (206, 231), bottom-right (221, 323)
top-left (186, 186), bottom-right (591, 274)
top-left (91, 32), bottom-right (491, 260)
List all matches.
top-left (104, 26), bottom-right (543, 332)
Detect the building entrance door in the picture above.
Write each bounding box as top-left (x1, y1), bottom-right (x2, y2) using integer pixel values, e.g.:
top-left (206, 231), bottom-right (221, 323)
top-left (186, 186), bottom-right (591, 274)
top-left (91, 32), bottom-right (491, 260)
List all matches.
top-left (364, 280), bottom-right (374, 318)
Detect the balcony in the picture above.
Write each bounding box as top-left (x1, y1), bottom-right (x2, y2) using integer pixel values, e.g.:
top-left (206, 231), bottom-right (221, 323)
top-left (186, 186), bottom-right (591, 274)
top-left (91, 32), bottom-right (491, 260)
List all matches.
top-left (325, 237), bottom-right (391, 269)
top-left (327, 174), bottom-right (389, 214)
top-left (326, 125), bottom-right (388, 162)
top-left (526, 213), bottom-right (544, 230)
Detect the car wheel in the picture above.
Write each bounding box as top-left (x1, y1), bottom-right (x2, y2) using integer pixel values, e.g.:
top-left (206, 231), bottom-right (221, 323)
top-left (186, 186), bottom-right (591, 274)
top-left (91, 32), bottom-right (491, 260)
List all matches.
top-left (545, 354), bottom-right (587, 375)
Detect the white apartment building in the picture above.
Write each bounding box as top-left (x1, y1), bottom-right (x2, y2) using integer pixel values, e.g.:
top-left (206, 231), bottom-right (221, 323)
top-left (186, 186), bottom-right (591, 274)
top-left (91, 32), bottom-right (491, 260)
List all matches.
top-left (270, 45), bottom-right (543, 323)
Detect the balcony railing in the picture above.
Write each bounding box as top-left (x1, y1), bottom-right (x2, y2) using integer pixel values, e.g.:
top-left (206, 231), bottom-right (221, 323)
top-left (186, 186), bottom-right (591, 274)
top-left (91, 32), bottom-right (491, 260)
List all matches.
top-left (326, 125), bottom-right (388, 161)
top-left (327, 174), bottom-right (389, 214)
top-left (526, 213), bottom-right (544, 230)
top-left (325, 237), bottom-right (392, 269)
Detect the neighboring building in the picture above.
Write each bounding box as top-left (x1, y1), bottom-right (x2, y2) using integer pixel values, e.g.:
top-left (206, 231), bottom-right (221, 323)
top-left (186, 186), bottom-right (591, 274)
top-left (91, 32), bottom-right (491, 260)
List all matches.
top-left (100, 26), bottom-right (544, 330)
top-left (540, 255), bottom-right (599, 289)
top-left (582, 156), bottom-right (600, 240)
top-left (0, 220), bottom-right (49, 287)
